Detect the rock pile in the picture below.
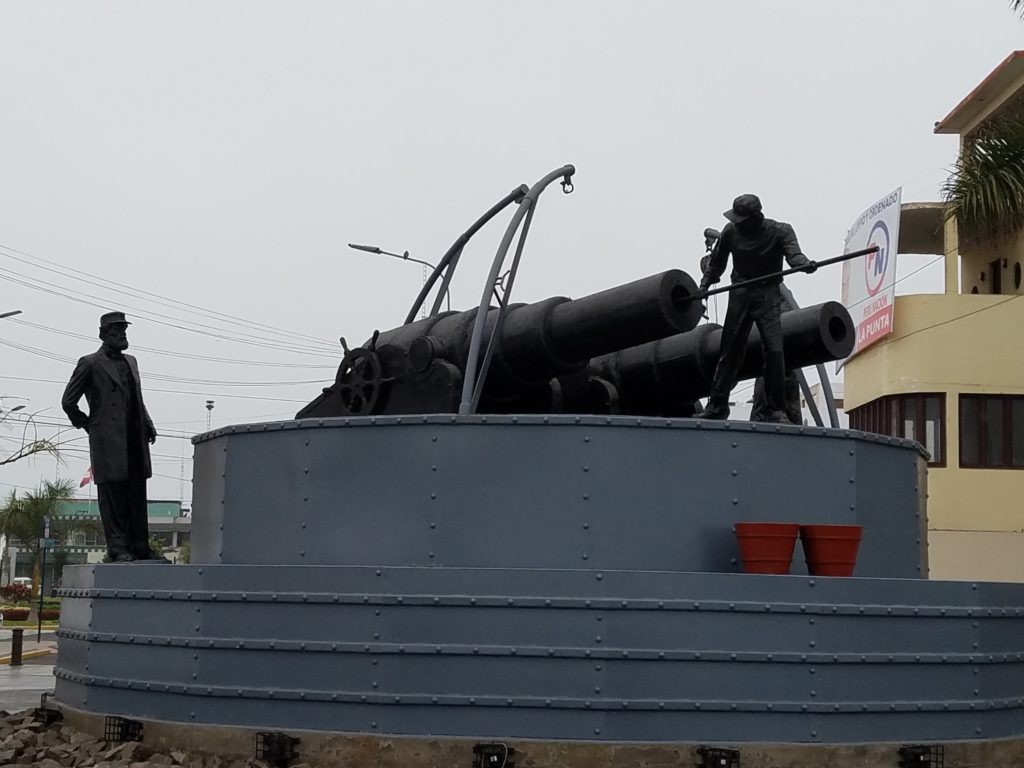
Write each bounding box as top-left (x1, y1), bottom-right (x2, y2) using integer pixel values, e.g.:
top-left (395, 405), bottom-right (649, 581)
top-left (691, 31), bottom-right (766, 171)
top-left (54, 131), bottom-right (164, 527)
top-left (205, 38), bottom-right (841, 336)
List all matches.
top-left (0, 709), bottom-right (291, 768)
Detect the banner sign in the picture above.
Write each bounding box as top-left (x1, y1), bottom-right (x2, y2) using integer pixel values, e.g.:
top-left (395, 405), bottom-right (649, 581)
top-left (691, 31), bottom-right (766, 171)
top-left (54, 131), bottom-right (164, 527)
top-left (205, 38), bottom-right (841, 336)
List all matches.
top-left (839, 188), bottom-right (901, 365)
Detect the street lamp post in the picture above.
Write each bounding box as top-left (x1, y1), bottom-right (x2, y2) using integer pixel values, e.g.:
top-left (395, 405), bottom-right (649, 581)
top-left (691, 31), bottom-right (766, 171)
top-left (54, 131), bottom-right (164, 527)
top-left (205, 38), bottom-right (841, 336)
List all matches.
top-left (347, 244), bottom-right (451, 317)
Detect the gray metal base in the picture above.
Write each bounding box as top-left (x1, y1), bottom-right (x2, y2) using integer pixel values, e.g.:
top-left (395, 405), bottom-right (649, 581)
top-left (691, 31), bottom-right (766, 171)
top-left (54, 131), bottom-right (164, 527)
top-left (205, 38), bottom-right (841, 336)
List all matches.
top-left (55, 563), bottom-right (1024, 744)
top-left (190, 415), bottom-right (929, 578)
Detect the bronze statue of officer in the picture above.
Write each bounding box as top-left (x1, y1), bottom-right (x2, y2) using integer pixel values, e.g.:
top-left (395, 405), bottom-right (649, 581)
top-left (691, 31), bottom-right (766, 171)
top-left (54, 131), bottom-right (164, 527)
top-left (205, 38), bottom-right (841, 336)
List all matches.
top-left (62, 311), bottom-right (166, 562)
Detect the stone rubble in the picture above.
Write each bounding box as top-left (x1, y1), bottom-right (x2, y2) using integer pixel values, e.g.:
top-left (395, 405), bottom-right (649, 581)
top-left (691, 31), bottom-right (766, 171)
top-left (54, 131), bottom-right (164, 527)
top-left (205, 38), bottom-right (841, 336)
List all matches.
top-left (0, 709), bottom-right (274, 768)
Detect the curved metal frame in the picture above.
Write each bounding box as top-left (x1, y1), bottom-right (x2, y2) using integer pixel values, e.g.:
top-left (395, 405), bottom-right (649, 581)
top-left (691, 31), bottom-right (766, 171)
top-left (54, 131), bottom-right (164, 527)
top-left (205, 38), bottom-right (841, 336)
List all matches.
top-left (403, 185), bottom-right (530, 325)
top-left (458, 164), bottom-right (575, 414)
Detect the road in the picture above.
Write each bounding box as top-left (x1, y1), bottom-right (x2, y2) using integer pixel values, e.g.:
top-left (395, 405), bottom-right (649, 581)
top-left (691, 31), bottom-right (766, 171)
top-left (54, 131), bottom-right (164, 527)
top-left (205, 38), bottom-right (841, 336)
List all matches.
top-left (0, 629), bottom-right (57, 713)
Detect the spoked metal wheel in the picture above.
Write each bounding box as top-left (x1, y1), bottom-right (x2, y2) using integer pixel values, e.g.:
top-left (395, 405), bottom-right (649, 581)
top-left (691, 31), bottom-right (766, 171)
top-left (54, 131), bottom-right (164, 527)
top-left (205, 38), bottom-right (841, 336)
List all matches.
top-left (335, 348), bottom-right (385, 415)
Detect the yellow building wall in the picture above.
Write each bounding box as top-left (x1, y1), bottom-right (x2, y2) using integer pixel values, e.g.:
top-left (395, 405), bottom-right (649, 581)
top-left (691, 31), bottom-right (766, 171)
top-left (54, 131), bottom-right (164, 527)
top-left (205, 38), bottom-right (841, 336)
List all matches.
top-left (845, 292), bottom-right (1024, 581)
top-left (960, 230), bottom-right (1024, 296)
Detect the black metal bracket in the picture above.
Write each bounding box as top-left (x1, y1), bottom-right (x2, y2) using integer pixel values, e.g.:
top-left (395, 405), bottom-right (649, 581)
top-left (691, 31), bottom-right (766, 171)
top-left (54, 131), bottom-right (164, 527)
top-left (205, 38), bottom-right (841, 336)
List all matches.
top-left (472, 742), bottom-right (515, 768)
top-left (898, 744), bottom-right (944, 767)
top-left (697, 745), bottom-right (740, 768)
top-left (256, 731), bottom-right (300, 767)
top-left (104, 715), bottom-right (143, 743)
top-left (33, 691), bottom-right (62, 726)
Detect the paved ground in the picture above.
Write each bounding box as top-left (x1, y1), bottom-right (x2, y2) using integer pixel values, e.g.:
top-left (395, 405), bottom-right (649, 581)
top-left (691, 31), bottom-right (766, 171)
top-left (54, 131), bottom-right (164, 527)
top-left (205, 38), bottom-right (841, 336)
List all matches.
top-left (0, 629), bottom-right (57, 713)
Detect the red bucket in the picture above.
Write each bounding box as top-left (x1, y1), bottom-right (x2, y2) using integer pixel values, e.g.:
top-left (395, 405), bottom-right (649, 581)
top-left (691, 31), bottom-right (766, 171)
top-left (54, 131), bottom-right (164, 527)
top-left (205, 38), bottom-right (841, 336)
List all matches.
top-left (799, 524), bottom-right (863, 577)
top-left (734, 522), bottom-right (800, 575)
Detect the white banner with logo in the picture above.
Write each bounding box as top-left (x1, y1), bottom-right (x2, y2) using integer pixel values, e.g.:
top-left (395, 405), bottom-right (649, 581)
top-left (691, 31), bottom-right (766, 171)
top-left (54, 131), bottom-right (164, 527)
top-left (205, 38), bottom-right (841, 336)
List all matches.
top-left (838, 188), bottom-right (901, 368)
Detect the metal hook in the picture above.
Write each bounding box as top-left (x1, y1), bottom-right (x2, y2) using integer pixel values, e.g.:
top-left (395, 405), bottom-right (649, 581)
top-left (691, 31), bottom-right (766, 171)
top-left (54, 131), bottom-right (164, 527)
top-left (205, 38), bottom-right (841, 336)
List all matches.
top-left (561, 176), bottom-right (574, 194)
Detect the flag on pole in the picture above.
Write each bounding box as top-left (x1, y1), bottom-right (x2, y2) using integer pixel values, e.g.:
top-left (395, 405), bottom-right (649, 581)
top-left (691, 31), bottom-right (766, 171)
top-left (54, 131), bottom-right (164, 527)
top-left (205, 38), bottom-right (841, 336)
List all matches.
top-left (79, 466), bottom-right (93, 488)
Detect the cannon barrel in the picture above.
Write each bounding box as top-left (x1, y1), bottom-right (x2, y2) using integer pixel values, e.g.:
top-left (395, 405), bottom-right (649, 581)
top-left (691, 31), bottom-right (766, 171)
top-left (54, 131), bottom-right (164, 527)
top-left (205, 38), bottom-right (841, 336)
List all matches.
top-left (297, 269), bottom-right (703, 417)
top-left (590, 301), bottom-right (854, 414)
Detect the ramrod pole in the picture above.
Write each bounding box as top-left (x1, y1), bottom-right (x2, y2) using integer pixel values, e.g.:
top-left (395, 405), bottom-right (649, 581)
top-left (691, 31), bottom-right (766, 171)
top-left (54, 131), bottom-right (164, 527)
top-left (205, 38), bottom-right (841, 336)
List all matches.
top-left (698, 245), bottom-right (880, 299)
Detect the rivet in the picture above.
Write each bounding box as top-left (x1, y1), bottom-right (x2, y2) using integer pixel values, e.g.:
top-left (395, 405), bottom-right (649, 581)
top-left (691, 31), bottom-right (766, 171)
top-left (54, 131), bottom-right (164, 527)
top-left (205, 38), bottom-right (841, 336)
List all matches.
top-left (304, 467), bottom-right (309, 474)
top-left (584, 436), bottom-right (590, 443)
top-left (583, 466), bottom-right (590, 472)
top-left (582, 522), bottom-right (590, 529)
top-left (430, 522), bottom-right (436, 529)
top-left (432, 435), bottom-right (438, 442)
top-left (731, 441), bottom-right (737, 448)
top-left (582, 493), bottom-right (589, 500)
top-left (731, 469), bottom-right (738, 477)
top-left (595, 573), bottom-right (603, 581)
top-left (732, 498), bottom-right (739, 505)
top-left (431, 465), bottom-right (437, 471)
top-left (581, 554), bottom-right (589, 561)
top-left (430, 492), bottom-right (437, 500)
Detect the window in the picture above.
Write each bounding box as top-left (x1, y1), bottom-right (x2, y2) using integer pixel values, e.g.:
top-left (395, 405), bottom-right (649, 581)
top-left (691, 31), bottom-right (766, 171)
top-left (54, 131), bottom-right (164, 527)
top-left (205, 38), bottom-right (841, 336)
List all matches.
top-left (849, 394), bottom-right (945, 466)
top-left (959, 394), bottom-right (1024, 469)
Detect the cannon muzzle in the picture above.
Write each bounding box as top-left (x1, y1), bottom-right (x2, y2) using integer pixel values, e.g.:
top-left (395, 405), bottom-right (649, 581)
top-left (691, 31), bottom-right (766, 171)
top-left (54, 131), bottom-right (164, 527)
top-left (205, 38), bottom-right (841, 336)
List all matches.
top-left (590, 301), bottom-right (855, 415)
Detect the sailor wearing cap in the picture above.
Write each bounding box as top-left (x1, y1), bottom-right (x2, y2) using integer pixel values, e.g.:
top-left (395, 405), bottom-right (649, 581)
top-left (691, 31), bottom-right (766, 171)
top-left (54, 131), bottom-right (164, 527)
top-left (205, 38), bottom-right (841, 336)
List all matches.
top-left (694, 195), bottom-right (817, 423)
top-left (62, 312), bottom-right (166, 562)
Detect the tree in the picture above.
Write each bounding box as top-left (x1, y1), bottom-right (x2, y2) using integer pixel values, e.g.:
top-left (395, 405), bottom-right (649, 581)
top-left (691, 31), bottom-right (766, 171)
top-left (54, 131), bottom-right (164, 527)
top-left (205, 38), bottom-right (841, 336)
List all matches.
top-left (0, 401), bottom-right (62, 467)
top-left (0, 479), bottom-right (95, 595)
top-left (148, 535), bottom-right (165, 557)
top-left (942, 115), bottom-right (1024, 242)
top-left (177, 540), bottom-right (190, 564)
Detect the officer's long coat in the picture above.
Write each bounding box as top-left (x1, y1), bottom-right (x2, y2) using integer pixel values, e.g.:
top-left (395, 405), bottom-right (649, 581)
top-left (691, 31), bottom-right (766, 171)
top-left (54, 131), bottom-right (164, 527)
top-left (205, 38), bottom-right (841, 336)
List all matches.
top-left (61, 347), bottom-right (154, 484)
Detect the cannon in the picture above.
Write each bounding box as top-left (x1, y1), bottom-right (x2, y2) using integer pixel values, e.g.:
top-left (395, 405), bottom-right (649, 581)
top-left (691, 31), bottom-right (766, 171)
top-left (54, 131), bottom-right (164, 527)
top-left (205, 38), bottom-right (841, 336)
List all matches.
top-left (587, 301), bottom-right (855, 416)
top-left (297, 165), bottom-right (863, 421)
top-left (296, 270), bottom-right (703, 418)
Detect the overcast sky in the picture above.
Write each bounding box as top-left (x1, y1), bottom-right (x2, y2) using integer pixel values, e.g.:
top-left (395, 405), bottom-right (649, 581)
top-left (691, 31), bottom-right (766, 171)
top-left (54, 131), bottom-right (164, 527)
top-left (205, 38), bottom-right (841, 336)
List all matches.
top-left (1, 2), bottom-right (1020, 504)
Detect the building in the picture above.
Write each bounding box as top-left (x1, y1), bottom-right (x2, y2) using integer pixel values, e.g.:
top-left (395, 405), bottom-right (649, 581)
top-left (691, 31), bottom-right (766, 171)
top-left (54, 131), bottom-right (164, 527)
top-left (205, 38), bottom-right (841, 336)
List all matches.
top-left (844, 52), bottom-right (1024, 581)
top-left (801, 381), bottom-right (848, 428)
top-left (1, 498), bottom-right (191, 586)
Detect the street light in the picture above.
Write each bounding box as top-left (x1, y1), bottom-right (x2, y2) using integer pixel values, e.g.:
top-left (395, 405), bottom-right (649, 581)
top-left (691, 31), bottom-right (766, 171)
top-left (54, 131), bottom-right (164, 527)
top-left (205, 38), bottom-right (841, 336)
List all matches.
top-left (347, 243), bottom-right (451, 314)
top-left (0, 310), bottom-right (23, 319)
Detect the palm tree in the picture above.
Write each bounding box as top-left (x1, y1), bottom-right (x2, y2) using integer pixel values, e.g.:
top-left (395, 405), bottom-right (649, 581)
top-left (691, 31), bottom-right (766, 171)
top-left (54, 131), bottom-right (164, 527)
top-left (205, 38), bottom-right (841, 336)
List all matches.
top-left (942, 115), bottom-right (1024, 241)
top-left (0, 479), bottom-right (93, 596)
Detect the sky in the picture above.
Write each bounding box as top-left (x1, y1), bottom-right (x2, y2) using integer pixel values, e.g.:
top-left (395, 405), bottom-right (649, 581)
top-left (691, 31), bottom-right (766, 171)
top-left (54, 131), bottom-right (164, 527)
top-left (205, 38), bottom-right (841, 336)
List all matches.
top-left (0, 1), bottom-right (1020, 505)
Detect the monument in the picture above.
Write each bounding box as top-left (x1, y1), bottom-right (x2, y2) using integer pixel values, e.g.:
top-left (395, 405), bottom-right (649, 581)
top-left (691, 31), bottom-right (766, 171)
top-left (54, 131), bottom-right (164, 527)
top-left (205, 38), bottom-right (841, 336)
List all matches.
top-left (50, 167), bottom-right (1024, 767)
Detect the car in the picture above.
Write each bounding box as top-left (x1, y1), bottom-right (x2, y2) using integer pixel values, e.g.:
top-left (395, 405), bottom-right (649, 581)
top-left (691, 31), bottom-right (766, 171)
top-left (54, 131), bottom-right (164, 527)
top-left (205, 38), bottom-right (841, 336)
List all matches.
top-left (11, 577), bottom-right (33, 587)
